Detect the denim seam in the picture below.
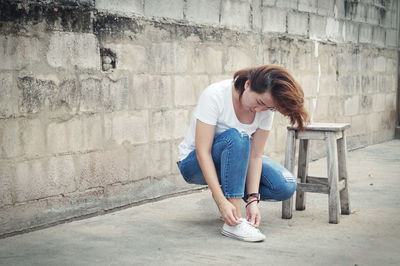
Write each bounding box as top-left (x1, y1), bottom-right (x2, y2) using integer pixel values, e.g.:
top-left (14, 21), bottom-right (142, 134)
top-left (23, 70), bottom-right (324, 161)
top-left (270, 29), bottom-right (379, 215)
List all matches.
top-left (224, 193), bottom-right (244, 198)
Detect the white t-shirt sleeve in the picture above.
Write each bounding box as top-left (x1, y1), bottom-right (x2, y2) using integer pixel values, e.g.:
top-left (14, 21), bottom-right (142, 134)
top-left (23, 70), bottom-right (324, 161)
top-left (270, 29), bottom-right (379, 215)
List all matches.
top-left (194, 87), bottom-right (220, 126)
top-left (258, 111), bottom-right (275, 130)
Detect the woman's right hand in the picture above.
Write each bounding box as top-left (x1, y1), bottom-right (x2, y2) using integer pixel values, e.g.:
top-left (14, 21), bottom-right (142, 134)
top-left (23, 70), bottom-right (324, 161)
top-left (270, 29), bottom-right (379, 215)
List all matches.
top-left (216, 199), bottom-right (240, 226)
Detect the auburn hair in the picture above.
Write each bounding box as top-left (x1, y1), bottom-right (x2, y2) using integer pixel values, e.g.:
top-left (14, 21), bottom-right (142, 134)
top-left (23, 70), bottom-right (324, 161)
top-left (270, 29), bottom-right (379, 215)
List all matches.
top-left (233, 64), bottom-right (309, 131)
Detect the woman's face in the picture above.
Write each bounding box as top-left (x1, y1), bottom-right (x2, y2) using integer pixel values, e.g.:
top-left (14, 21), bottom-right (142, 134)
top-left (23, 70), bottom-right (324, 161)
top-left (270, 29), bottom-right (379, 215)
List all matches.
top-left (241, 80), bottom-right (276, 113)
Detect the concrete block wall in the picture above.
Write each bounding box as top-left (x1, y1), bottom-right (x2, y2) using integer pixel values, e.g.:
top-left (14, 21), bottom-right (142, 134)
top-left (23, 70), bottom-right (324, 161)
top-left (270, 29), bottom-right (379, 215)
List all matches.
top-left (0, 0), bottom-right (398, 236)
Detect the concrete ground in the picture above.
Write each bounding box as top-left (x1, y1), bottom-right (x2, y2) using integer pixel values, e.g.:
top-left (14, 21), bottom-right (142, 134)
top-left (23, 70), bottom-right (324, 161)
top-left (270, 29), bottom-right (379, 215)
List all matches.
top-left (0, 140), bottom-right (399, 266)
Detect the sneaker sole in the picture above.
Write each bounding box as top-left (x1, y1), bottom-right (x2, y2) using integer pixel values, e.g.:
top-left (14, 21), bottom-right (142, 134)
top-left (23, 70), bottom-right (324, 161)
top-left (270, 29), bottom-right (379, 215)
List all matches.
top-left (221, 229), bottom-right (265, 242)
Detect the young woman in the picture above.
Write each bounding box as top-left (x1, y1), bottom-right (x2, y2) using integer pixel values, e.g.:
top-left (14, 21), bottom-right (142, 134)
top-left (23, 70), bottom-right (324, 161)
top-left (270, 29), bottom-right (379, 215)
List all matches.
top-left (176, 65), bottom-right (308, 242)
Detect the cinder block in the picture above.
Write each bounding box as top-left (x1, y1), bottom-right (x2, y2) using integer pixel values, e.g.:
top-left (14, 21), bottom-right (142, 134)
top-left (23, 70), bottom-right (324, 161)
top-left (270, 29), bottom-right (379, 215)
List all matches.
top-left (96, 0), bottom-right (144, 16)
top-left (262, 0), bottom-right (276, 6)
top-left (149, 42), bottom-right (192, 74)
top-left (319, 75), bottom-right (337, 95)
top-left (296, 74), bottom-right (317, 96)
top-left (385, 29), bottom-right (397, 47)
top-left (221, 0), bottom-right (251, 30)
top-left (151, 109), bottom-right (174, 141)
top-left (174, 75), bottom-right (197, 107)
top-left (391, 10), bottom-right (397, 28)
top-left (360, 55), bottom-right (374, 72)
top-left (193, 75), bottom-right (211, 99)
top-left (129, 74), bottom-right (148, 110)
top-left (149, 142), bottom-right (171, 177)
top-left (386, 58), bottom-right (397, 74)
top-left (288, 12), bottom-right (308, 36)
top-left (311, 96), bottom-right (329, 120)
top-left (381, 9), bottom-right (391, 28)
top-left (76, 149), bottom-right (129, 190)
top-left (106, 43), bottom-right (147, 73)
top-left (374, 56), bottom-right (386, 72)
top-left (0, 119), bottom-right (22, 159)
top-left (192, 46), bottom-right (223, 74)
top-left (372, 26), bottom-right (385, 47)
top-left (0, 161), bottom-right (14, 207)
top-left (262, 7), bottom-right (287, 33)
top-left (80, 78), bottom-right (102, 112)
top-left (0, 72), bottom-right (18, 118)
top-left (298, 0), bottom-right (317, 13)
top-left (366, 5), bottom-right (380, 25)
top-left (173, 109), bottom-right (190, 139)
top-left (252, 0), bottom-right (263, 31)
top-left (344, 95), bottom-right (360, 116)
top-left (334, 0), bottom-right (346, 19)
top-left (81, 114), bottom-right (103, 151)
top-left (47, 32), bottom-right (100, 70)
top-left (18, 76), bottom-right (57, 114)
top-left (102, 77), bottom-right (129, 111)
top-left (0, 36), bottom-right (42, 71)
top-left (147, 75), bottom-right (173, 109)
top-left (309, 14), bottom-right (327, 40)
top-left (186, 0), bottom-right (220, 25)
top-left (276, 0), bottom-right (297, 9)
top-left (129, 144), bottom-right (151, 181)
top-left (366, 112), bottom-right (381, 132)
top-left (359, 24), bottom-right (372, 43)
top-left (343, 21), bottom-right (359, 43)
top-left (338, 75), bottom-right (356, 95)
top-left (58, 79), bottom-right (80, 113)
top-left (104, 110), bottom-right (149, 145)
top-left (47, 115), bottom-right (102, 154)
top-left (372, 93), bottom-right (386, 112)
top-left (351, 3), bottom-right (366, 22)
top-left (15, 155), bottom-right (76, 202)
top-left (21, 118), bottom-right (46, 158)
top-left (317, 0), bottom-right (334, 16)
top-left (144, 0), bottom-right (184, 20)
top-left (360, 94), bottom-right (372, 114)
top-left (103, 175), bottom-right (190, 209)
top-left (326, 18), bottom-right (342, 42)
top-left (224, 47), bottom-right (253, 72)
top-left (361, 75), bottom-right (377, 94)
top-left (350, 115), bottom-right (367, 136)
top-left (385, 93), bottom-right (397, 111)
top-left (103, 179), bottom-right (150, 209)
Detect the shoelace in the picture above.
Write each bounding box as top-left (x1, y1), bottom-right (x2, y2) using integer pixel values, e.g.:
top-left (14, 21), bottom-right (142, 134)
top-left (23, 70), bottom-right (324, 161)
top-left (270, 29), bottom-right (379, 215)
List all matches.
top-left (237, 219), bottom-right (262, 235)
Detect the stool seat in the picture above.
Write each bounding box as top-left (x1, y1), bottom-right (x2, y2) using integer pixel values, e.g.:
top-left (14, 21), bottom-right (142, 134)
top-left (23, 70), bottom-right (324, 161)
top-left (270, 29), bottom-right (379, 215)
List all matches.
top-left (282, 122), bottom-right (351, 224)
top-left (287, 122), bottom-right (351, 132)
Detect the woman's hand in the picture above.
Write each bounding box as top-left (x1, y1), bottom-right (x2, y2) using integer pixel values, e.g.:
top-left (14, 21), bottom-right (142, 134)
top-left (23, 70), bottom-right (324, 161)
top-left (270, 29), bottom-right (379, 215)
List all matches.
top-left (246, 202), bottom-right (261, 227)
top-left (216, 199), bottom-right (240, 226)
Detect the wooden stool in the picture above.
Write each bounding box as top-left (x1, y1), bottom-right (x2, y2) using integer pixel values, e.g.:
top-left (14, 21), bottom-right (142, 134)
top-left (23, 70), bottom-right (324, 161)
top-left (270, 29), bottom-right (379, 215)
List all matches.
top-left (281, 123), bottom-right (351, 224)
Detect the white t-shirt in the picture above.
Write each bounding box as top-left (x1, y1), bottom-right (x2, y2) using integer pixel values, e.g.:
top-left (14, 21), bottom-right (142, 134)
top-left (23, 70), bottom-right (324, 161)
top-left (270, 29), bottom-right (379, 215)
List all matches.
top-left (177, 79), bottom-right (274, 161)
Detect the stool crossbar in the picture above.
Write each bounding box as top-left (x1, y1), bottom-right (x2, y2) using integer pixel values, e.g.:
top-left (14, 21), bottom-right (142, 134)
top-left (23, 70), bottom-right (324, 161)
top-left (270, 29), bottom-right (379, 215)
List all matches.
top-left (281, 123), bottom-right (351, 224)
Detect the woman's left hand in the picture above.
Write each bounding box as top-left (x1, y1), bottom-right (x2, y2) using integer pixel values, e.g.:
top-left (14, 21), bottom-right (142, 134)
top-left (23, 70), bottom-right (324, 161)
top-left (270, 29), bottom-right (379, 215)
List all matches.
top-left (246, 202), bottom-right (261, 227)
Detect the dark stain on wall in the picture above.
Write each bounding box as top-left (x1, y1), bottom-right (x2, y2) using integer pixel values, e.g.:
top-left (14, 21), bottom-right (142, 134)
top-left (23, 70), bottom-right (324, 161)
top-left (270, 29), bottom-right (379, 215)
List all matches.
top-left (0, 0), bottom-right (93, 34)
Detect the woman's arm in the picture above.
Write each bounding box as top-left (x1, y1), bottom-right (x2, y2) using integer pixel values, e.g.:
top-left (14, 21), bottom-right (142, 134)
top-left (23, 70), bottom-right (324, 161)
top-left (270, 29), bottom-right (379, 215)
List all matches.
top-left (195, 120), bottom-right (224, 202)
top-left (195, 120), bottom-right (240, 226)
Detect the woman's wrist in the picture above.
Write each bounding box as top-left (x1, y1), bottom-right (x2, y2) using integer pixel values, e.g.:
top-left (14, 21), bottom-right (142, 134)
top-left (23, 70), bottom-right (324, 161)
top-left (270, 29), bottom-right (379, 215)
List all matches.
top-left (245, 199), bottom-right (259, 208)
top-left (245, 193), bottom-right (260, 202)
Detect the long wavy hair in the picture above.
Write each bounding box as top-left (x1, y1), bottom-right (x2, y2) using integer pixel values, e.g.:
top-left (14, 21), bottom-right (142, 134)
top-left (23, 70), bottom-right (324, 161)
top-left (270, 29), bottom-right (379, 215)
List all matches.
top-left (233, 64), bottom-right (309, 131)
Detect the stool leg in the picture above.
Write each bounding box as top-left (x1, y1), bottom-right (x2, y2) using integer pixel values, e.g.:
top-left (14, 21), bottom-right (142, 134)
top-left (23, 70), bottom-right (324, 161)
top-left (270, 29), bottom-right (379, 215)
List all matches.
top-left (282, 130), bottom-right (296, 219)
top-left (296, 139), bottom-right (309, 211)
top-left (326, 132), bottom-right (340, 224)
top-left (337, 131), bottom-right (351, 215)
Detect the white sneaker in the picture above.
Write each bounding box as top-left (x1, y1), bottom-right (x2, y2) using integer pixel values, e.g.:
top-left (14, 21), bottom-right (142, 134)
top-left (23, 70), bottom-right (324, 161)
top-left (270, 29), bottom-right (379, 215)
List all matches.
top-left (221, 218), bottom-right (266, 242)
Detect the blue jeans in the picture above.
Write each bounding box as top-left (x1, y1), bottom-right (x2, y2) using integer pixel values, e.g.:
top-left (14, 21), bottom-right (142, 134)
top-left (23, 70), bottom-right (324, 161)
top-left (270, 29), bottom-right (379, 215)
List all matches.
top-left (176, 128), bottom-right (297, 201)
